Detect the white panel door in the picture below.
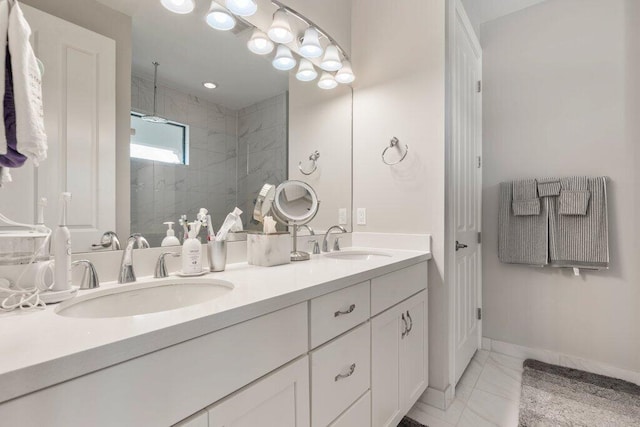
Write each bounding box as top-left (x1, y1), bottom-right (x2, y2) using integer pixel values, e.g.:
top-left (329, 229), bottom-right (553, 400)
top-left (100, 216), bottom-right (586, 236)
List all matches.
top-left (452, 0), bottom-right (482, 383)
top-left (1, 5), bottom-right (116, 252)
top-left (207, 356), bottom-right (310, 427)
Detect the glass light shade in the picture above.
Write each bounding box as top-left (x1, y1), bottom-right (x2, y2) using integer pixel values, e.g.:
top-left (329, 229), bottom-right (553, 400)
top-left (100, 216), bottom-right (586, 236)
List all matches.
top-left (296, 59), bottom-right (318, 82)
top-left (160, 0), bottom-right (195, 14)
top-left (299, 27), bottom-right (323, 58)
top-left (247, 29), bottom-right (274, 55)
top-left (335, 61), bottom-right (355, 84)
top-left (268, 9), bottom-right (294, 44)
top-left (225, 0), bottom-right (257, 16)
top-left (206, 3), bottom-right (236, 31)
top-left (320, 45), bottom-right (343, 71)
top-left (317, 72), bottom-right (338, 90)
top-left (272, 45), bottom-right (297, 71)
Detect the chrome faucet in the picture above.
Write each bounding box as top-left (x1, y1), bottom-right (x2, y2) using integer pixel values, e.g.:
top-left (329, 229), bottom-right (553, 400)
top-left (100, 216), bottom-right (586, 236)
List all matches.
top-left (297, 224), bottom-right (315, 236)
top-left (118, 233), bottom-right (150, 284)
top-left (322, 225), bottom-right (347, 252)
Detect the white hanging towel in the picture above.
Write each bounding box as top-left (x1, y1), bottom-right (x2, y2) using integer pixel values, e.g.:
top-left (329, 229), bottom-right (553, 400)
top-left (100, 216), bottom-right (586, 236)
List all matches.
top-left (0, 0), bottom-right (8, 155)
top-left (8, 0), bottom-right (46, 166)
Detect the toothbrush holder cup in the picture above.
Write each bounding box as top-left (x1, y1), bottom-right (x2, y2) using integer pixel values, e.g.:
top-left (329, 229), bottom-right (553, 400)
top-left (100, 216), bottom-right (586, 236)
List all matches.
top-left (207, 240), bottom-right (227, 272)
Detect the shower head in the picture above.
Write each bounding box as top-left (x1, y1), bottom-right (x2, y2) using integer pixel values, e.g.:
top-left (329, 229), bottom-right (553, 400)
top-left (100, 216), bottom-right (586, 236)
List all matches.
top-left (142, 61), bottom-right (169, 124)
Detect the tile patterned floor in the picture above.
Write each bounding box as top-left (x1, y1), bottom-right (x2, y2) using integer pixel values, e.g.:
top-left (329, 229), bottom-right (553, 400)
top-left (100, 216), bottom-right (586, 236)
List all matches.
top-left (407, 350), bottom-right (524, 427)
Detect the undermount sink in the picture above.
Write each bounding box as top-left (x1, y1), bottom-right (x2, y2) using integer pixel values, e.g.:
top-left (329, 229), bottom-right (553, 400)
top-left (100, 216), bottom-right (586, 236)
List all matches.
top-left (55, 279), bottom-right (234, 318)
top-left (323, 250), bottom-right (392, 261)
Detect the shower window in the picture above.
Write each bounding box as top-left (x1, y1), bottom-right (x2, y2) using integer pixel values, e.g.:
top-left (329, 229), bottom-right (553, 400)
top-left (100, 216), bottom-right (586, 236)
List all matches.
top-left (130, 112), bottom-right (189, 164)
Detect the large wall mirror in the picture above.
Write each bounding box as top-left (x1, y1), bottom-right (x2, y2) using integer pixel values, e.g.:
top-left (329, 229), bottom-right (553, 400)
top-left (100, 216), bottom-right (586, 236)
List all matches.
top-left (1, 0), bottom-right (352, 252)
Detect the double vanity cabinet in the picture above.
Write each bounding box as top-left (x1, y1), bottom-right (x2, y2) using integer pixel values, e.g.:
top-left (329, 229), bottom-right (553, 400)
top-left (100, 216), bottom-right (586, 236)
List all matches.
top-left (0, 257), bottom-right (428, 427)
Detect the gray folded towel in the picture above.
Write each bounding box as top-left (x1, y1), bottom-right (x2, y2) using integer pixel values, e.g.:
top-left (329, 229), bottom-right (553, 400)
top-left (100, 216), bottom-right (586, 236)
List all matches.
top-left (512, 179), bottom-right (541, 216)
top-left (499, 182), bottom-right (549, 265)
top-left (537, 177), bottom-right (561, 197)
top-left (549, 177), bottom-right (608, 269)
top-left (558, 177), bottom-right (590, 215)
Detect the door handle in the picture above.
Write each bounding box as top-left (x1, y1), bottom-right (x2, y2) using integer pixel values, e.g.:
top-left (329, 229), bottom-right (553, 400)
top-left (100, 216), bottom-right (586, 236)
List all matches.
top-left (455, 241), bottom-right (468, 251)
top-left (401, 313), bottom-right (408, 339)
top-left (334, 304), bottom-right (356, 317)
top-left (406, 310), bottom-right (413, 334)
top-left (334, 363), bottom-right (356, 381)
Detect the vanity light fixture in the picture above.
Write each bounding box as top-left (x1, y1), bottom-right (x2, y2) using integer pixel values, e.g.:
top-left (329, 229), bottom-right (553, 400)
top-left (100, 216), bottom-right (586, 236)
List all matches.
top-left (247, 28), bottom-right (274, 55)
top-left (206, 2), bottom-right (236, 31)
top-left (317, 72), bottom-right (337, 90)
top-left (335, 61), bottom-right (355, 84)
top-left (160, 0), bottom-right (195, 14)
top-left (268, 9), bottom-right (294, 44)
top-left (295, 59), bottom-right (318, 82)
top-left (299, 27), bottom-right (323, 58)
top-left (320, 45), bottom-right (343, 72)
top-left (225, 0), bottom-right (257, 17)
top-left (272, 45), bottom-right (296, 71)
top-left (203, 82), bottom-right (218, 89)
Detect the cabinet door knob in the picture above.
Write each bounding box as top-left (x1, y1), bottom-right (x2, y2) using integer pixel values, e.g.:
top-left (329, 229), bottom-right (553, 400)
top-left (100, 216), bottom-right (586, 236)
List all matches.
top-left (334, 304), bottom-right (356, 317)
top-left (334, 363), bottom-right (356, 382)
top-left (406, 310), bottom-right (413, 334)
top-left (401, 313), bottom-right (408, 338)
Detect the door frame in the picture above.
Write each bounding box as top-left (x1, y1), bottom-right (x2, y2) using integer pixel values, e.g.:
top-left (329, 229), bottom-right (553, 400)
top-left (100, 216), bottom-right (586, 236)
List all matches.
top-left (445, 0), bottom-right (483, 402)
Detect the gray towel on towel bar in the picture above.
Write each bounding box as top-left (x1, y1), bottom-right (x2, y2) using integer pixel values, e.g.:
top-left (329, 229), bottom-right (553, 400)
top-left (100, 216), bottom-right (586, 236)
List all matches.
top-left (499, 182), bottom-right (549, 265)
top-left (537, 177), bottom-right (561, 197)
top-left (512, 179), bottom-right (540, 216)
top-left (549, 177), bottom-right (608, 269)
top-left (558, 176), bottom-right (590, 215)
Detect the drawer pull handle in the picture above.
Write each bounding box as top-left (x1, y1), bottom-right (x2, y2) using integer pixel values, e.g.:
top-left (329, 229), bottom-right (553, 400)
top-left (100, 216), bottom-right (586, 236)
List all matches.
top-left (334, 304), bottom-right (356, 317)
top-left (335, 363), bottom-right (356, 382)
top-left (401, 313), bottom-right (408, 339)
top-left (406, 310), bottom-right (413, 334)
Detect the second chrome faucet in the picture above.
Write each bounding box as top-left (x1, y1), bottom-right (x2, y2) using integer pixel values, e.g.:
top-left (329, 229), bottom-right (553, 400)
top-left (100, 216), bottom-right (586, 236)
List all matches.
top-left (119, 233), bottom-right (150, 284)
top-left (322, 225), bottom-right (347, 253)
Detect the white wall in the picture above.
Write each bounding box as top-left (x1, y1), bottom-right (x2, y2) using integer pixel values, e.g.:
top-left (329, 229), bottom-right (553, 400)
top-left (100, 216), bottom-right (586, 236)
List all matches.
top-left (482, 0), bottom-right (640, 373)
top-left (351, 0), bottom-right (448, 391)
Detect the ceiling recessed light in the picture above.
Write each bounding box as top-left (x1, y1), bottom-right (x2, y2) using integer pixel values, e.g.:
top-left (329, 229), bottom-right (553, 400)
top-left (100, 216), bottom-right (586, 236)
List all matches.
top-left (203, 82), bottom-right (218, 89)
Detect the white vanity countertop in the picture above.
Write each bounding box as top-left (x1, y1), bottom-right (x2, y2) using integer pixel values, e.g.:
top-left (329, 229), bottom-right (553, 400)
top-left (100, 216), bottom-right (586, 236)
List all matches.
top-left (0, 247), bottom-right (430, 403)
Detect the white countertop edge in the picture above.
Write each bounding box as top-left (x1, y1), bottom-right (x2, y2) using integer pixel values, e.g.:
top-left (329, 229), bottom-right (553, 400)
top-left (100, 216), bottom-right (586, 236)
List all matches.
top-left (1, 248), bottom-right (431, 404)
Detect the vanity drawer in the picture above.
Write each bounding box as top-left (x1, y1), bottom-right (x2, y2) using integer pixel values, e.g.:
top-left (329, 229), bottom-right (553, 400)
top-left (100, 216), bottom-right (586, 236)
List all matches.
top-left (329, 391), bottom-right (371, 427)
top-left (311, 322), bottom-right (371, 427)
top-left (310, 280), bottom-right (370, 348)
top-left (371, 262), bottom-right (428, 315)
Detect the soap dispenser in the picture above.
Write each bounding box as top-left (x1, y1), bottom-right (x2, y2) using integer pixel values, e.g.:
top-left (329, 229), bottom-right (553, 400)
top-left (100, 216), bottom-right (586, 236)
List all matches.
top-left (161, 222), bottom-right (181, 247)
top-left (181, 222), bottom-right (203, 275)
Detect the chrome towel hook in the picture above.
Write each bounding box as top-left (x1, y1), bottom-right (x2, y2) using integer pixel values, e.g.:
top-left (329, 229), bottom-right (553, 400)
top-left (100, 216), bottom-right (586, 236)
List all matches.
top-left (382, 137), bottom-right (409, 165)
top-left (299, 150), bottom-right (320, 175)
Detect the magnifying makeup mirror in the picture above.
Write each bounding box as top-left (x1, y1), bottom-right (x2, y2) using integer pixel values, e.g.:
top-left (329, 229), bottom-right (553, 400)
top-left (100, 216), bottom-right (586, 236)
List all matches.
top-left (253, 180), bottom-right (320, 261)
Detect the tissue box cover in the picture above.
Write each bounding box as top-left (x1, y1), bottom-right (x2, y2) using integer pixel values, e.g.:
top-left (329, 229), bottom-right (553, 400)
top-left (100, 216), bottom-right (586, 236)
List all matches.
top-left (247, 232), bottom-right (291, 267)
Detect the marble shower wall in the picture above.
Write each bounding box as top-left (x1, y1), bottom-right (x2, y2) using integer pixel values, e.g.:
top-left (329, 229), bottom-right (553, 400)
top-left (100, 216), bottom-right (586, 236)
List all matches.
top-left (130, 74), bottom-right (287, 246)
top-left (237, 93), bottom-right (288, 231)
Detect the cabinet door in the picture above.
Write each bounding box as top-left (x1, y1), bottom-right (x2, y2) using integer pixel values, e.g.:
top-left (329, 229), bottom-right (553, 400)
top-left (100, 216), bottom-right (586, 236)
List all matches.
top-left (400, 291), bottom-right (428, 411)
top-left (208, 357), bottom-right (310, 427)
top-left (371, 304), bottom-right (403, 427)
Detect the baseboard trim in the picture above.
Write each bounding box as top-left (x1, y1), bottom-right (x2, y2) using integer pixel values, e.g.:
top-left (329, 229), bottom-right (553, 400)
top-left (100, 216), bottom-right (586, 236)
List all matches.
top-left (483, 337), bottom-right (640, 386)
top-left (422, 384), bottom-right (452, 410)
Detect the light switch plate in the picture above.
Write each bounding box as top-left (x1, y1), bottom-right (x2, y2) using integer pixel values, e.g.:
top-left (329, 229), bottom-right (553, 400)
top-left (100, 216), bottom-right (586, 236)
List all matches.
top-left (357, 208), bottom-right (366, 225)
top-left (338, 208), bottom-right (347, 225)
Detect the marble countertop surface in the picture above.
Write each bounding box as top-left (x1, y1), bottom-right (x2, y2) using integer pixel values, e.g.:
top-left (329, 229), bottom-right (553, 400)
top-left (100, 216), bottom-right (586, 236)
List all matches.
top-left (0, 246), bottom-right (430, 403)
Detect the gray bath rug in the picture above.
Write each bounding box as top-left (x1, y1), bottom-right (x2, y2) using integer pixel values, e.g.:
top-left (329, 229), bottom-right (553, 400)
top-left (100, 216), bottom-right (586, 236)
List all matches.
top-left (397, 416), bottom-right (427, 427)
top-left (519, 359), bottom-right (640, 426)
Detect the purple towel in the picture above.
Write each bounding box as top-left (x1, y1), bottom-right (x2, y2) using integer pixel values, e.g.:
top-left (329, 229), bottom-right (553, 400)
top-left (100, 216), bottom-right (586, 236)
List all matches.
top-left (0, 49), bottom-right (26, 168)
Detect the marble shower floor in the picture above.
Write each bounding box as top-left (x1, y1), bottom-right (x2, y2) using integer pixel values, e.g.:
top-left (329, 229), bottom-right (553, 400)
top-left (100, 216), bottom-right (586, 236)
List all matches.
top-left (407, 350), bottom-right (524, 427)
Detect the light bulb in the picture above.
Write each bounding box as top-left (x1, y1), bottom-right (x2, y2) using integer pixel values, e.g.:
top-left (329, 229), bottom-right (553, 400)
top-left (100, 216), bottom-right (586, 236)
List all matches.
top-left (161, 0), bottom-right (195, 14)
top-left (320, 45), bottom-right (343, 72)
top-left (268, 9), bottom-right (294, 44)
top-left (247, 29), bottom-right (274, 55)
top-left (206, 2), bottom-right (236, 31)
top-left (296, 59), bottom-right (318, 82)
top-left (335, 61), bottom-right (355, 84)
top-left (225, 0), bottom-right (257, 16)
top-left (203, 82), bottom-right (217, 89)
top-left (299, 27), bottom-right (323, 58)
top-left (318, 72), bottom-right (338, 90)
top-left (272, 45), bottom-right (296, 71)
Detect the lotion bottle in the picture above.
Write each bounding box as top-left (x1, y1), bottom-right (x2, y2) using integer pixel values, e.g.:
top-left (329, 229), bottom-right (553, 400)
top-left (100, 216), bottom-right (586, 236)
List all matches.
top-left (181, 222), bottom-right (202, 274)
top-left (161, 222), bottom-right (181, 247)
top-left (52, 192), bottom-right (72, 291)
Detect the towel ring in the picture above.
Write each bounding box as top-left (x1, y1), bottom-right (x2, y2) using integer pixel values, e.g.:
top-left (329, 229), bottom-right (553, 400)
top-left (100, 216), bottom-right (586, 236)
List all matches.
top-left (382, 137), bottom-right (408, 165)
top-left (299, 150), bottom-right (320, 175)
